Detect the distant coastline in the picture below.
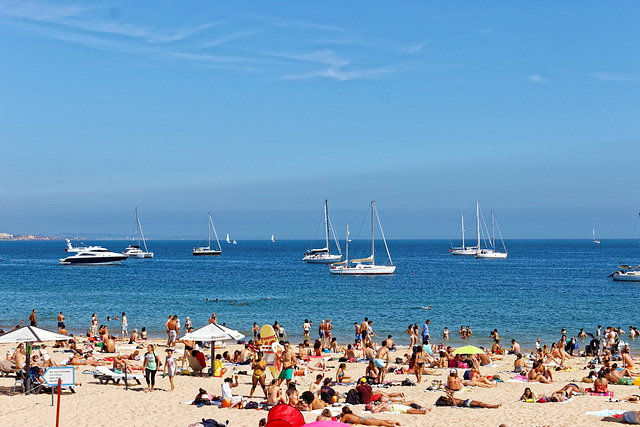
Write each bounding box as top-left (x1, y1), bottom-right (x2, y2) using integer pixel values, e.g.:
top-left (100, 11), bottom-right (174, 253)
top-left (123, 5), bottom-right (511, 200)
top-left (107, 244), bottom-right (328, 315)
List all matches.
top-left (0, 233), bottom-right (58, 241)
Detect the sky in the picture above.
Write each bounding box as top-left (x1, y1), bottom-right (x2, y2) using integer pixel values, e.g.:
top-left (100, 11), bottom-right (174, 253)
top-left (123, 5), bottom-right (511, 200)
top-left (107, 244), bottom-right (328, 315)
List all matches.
top-left (1, 1), bottom-right (639, 240)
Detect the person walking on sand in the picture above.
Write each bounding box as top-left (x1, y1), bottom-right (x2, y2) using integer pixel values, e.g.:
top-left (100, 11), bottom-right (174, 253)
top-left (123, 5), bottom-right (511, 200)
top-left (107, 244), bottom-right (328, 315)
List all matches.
top-left (163, 348), bottom-right (176, 391)
top-left (29, 309), bottom-right (37, 327)
top-left (121, 312), bottom-right (128, 339)
top-left (167, 315), bottom-right (178, 348)
top-left (143, 344), bottom-right (160, 392)
top-left (375, 340), bottom-right (391, 383)
top-left (422, 319), bottom-right (430, 344)
top-left (277, 341), bottom-right (297, 387)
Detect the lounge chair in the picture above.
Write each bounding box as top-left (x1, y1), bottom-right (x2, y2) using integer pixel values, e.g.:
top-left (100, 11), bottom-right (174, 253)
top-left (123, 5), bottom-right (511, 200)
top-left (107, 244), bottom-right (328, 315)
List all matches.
top-left (94, 366), bottom-right (143, 387)
top-left (0, 360), bottom-right (21, 377)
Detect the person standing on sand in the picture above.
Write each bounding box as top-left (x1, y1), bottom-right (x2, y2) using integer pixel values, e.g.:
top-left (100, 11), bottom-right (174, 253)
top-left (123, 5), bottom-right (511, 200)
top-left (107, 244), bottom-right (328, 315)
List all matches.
top-left (355, 322), bottom-right (362, 342)
top-left (57, 312), bottom-right (64, 332)
top-left (90, 313), bottom-right (98, 337)
top-left (422, 319), bottom-right (430, 344)
top-left (143, 344), bottom-right (160, 392)
top-left (184, 317), bottom-right (192, 332)
top-left (277, 341), bottom-right (297, 387)
top-left (167, 315), bottom-right (178, 348)
top-left (303, 319), bottom-right (311, 337)
top-left (249, 351), bottom-right (268, 398)
top-left (121, 312), bottom-right (128, 339)
top-left (375, 340), bottom-right (390, 382)
top-left (29, 309), bottom-right (37, 327)
top-left (163, 348), bottom-right (176, 391)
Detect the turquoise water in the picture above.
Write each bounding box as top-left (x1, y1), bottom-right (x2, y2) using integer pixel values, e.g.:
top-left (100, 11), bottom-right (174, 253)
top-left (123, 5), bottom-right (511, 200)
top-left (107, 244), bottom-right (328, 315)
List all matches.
top-left (0, 239), bottom-right (638, 351)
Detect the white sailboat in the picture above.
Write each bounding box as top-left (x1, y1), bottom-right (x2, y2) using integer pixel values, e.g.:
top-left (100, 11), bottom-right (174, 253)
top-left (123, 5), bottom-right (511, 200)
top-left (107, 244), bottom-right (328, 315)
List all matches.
top-left (476, 210), bottom-right (508, 259)
top-left (123, 207), bottom-right (153, 258)
top-left (193, 213), bottom-right (222, 256)
top-left (226, 233), bottom-right (231, 244)
top-left (303, 199), bottom-right (343, 263)
top-left (450, 204), bottom-right (480, 255)
top-left (592, 229), bottom-right (600, 244)
top-left (329, 201), bottom-right (395, 275)
top-left (271, 234), bottom-right (275, 243)
top-left (232, 240), bottom-right (237, 244)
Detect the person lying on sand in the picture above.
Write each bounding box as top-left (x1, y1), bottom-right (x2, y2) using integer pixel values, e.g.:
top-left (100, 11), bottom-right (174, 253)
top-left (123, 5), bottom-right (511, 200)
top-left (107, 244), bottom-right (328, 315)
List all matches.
top-left (436, 393), bottom-right (501, 409)
top-left (366, 401), bottom-right (432, 415)
top-left (338, 406), bottom-right (402, 426)
top-left (68, 351), bottom-right (109, 366)
top-left (536, 383), bottom-right (587, 402)
top-left (606, 364), bottom-right (635, 385)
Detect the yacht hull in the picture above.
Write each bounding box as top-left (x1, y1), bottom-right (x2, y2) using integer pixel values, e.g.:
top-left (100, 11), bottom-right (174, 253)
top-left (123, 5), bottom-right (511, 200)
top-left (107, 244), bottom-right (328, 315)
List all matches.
top-left (330, 264), bottom-right (396, 275)
top-left (612, 273), bottom-right (640, 282)
top-left (304, 254), bottom-right (342, 263)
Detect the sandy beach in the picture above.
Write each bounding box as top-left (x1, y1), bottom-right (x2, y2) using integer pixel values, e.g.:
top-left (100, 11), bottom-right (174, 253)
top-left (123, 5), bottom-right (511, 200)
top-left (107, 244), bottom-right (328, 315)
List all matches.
top-left (1, 336), bottom-right (639, 427)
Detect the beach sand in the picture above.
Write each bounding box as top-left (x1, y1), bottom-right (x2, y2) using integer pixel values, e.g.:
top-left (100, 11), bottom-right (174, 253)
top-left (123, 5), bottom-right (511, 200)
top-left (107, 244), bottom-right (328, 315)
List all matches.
top-left (0, 339), bottom-right (637, 427)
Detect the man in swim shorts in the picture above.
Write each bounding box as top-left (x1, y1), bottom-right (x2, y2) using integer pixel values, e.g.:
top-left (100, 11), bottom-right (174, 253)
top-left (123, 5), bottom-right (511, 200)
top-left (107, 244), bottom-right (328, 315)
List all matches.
top-left (277, 341), bottom-right (297, 387)
top-left (167, 315), bottom-right (178, 348)
top-left (374, 340), bottom-right (390, 382)
top-left (361, 318), bottom-right (369, 346)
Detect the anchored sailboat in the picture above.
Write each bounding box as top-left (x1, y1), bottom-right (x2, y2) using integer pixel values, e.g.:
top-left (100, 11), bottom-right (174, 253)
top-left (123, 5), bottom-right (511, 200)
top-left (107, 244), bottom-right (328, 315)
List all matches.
top-left (193, 213), bottom-right (222, 256)
top-left (592, 229), bottom-right (600, 244)
top-left (329, 201), bottom-right (395, 275)
top-left (123, 207), bottom-right (153, 258)
top-left (476, 210), bottom-right (508, 259)
top-left (303, 200), bottom-right (342, 263)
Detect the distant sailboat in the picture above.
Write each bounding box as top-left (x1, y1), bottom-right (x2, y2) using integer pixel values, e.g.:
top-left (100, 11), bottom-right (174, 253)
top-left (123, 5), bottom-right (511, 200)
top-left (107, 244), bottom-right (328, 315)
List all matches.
top-left (329, 201), bottom-right (395, 275)
top-left (450, 203), bottom-right (480, 255)
top-left (193, 213), bottom-right (222, 256)
top-left (303, 199), bottom-right (342, 264)
top-left (232, 240), bottom-right (237, 244)
top-left (592, 229), bottom-right (600, 244)
top-left (123, 207), bottom-right (153, 258)
top-left (226, 233), bottom-right (231, 244)
top-left (476, 210), bottom-right (508, 259)
top-left (271, 234), bottom-right (275, 243)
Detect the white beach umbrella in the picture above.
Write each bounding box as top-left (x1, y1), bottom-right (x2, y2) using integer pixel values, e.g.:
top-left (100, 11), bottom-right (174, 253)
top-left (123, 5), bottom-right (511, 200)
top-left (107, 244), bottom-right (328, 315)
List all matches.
top-left (179, 323), bottom-right (245, 377)
top-left (0, 326), bottom-right (73, 394)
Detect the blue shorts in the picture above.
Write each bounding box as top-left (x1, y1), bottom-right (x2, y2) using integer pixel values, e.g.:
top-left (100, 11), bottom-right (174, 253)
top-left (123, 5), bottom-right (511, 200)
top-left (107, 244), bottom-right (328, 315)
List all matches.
top-left (355, 334), bottom-right (362, 341)
top-left (374, 358), bottom-right (385, 368)
top-left (278, 368), bottom-right (293, 380)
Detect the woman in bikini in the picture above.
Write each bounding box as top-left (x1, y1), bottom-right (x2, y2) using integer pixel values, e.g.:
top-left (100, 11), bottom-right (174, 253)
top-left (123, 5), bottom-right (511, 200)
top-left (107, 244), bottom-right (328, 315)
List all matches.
top-left (414, 346), bottom-right (426, 384)
top-left (338, 406), bottom-right (402, 426)
top-left (336, 363), bottom-right (352, 383)
top-left (405, 324), bottom-right (416, 348)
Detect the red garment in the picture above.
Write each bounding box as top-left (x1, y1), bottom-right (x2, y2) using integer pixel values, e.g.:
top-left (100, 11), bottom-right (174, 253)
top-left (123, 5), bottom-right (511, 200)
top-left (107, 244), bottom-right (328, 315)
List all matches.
top-left (356, 384), bottom-right (373, 404)
top-left (195, 351), bottom-right (206, 367)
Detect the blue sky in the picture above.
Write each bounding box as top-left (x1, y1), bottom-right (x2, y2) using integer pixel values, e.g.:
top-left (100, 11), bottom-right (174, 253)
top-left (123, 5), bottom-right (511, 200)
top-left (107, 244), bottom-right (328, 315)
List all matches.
top-left (1, 1), bottom-right (639, 239)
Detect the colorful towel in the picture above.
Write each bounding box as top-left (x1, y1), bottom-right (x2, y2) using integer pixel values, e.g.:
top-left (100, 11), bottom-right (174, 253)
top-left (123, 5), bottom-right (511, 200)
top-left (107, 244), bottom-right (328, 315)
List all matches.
top-left (590, 391), bottom-right (614, 397)
top-left (507, 375), bottom-right (529, 383)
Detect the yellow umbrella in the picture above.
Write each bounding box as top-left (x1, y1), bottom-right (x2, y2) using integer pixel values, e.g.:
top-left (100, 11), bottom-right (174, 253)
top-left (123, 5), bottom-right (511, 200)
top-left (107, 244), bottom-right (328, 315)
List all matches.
top-left (452, 345), bottom-right (484, 355)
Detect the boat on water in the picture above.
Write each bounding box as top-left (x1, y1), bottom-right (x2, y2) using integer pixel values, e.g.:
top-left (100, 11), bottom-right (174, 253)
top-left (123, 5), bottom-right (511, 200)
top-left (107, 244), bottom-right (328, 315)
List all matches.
top-left (303, 200), bottom-right (342, 264)
top-left (123, 207), bottom-right (153, 258)
top-left (476, 210), bottom-right (508, 259)
top-left (450, 209), bottom-right (479, 255)
top-left (233, 240), bottom-right (237, 244)
top-left (610, 265), bottom-right (640, 282)
top-left (592, 229), bottom-right (601, 244)
top-left (226, 233), bottom-right (231, 244)
top-left (271, 234), bottom-right (275, 243)
top-left (193, 213), bottom-right (222, 256)
top-left (330, 201), bottom-right (395, 275)
top-left (60, 239), bottom-right (128, 265)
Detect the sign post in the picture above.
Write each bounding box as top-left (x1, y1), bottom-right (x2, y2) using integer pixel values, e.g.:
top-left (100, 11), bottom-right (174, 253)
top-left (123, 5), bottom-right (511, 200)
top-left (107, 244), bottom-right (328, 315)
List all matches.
top-left (56, 378), bottom-right (61, 427)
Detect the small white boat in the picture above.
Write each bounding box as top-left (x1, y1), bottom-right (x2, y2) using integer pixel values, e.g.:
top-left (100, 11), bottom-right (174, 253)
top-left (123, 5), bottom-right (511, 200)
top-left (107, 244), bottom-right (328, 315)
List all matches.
top-left (226, 233), bottom-right (231, 244)
top-left (476, 210), bottom-right (507, 259)
top-left (303, 200), bottom-right (342, 264)
top-left (193, 213), bottom-right (222, 256)
top-left (330, 201), bottom-right (395, 275)
top-left (611, 265), bottom-right (640, 282)
top-left (123, 207), bottom-right (153, 258)
top-left (450, 210), bottom-right (479, 255)
top-left (233, 240), bottom-right (237, 244)
top-left (271, 234), bottom-right (275, 243)
top-left (592, 229), bottom-right (601, 244)
top-left (60, 240), bottom-right (128, 265)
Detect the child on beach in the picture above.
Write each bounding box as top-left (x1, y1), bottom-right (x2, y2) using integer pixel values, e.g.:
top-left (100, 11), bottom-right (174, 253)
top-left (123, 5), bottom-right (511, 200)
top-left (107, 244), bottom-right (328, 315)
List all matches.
top-left (163, 348), bottom-right (176, 391)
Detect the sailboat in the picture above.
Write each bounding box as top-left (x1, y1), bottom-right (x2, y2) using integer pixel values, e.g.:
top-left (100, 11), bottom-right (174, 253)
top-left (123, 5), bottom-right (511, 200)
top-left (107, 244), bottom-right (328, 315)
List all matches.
top-left (329, 201), bottom-right (395, 275)
top-left (226, 233), bottom-right (231, 244)
top-left (476, 210), bottom-right (508, 259)
top-left (450, 204), bottom-right (480, 255)
top-left (592, 229), bottom-right (601, 244)
top-left (193, 213), bottom-right (222, 256)
top-left (123, 207), bottom-right (153, 258)
top-left (303, 200), bottom-right (343, 263)
top-left (271, 234), bottom-right (275, 243)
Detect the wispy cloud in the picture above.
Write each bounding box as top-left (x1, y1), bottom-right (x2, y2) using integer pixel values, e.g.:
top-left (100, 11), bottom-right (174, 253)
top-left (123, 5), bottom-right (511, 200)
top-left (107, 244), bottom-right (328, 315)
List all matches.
top-left (527, 74), bottom-right (547, 83)
top-left (593, 72), bottom-right (634, 83)
top-left (404, 41), bottom-right (429, 55)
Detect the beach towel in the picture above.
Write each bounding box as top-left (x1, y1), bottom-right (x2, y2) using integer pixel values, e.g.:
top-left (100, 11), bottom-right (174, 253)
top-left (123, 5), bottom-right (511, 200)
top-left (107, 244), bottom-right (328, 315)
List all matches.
top-left (507, 375), bottom-right (529, 383)
top-left (585, 409), bottom-right (626, 416)
top-left (590, 391), bottom-right (614, 397)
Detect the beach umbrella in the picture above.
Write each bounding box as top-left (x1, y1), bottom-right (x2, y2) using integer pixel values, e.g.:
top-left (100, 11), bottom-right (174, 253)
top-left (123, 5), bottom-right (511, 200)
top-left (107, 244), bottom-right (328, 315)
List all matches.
top-left (452, 345), bottom-right (484, 355)
top-left (0, 326), bottom-right (72, 394)
top-left (179, 323), bottom-right (245, 376)
top-left (266, 404), bottom-right (305, 427)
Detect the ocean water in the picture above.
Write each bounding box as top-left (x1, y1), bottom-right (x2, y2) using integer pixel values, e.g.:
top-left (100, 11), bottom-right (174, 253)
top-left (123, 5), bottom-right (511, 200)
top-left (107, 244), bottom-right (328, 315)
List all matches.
top-left (0, 239), bottom-right (638, 351)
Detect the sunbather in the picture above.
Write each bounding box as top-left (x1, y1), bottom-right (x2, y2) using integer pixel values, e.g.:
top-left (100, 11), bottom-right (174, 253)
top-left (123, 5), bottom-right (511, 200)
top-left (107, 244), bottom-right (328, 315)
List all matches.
top-left (338, 406), bottom-right (402, 426)
top-left (436, 393), bottom-right (501, 408)
top-left (366, 401), bottom-right (432, 415)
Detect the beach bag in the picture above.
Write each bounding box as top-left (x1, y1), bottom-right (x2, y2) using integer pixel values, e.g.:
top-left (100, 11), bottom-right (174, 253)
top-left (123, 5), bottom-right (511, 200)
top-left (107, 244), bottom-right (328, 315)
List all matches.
top-left (435, 396), bottom-right (453, 406)
top-left (401, 378), bottom-right (417, 386)
top-left (244, 401), bottom-right (259, 410)
top-left (346, 389), bottom-right (361, 405)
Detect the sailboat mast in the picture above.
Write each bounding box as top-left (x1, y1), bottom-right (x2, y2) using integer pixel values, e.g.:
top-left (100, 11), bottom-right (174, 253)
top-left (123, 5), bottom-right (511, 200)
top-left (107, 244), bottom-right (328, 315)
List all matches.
top-left (346, 223), bottom-right (349, 264)
top-left (135, 207), bottom-right (141, 247)
top-left (491, 211), bottom-right (495, 248)
top-left (461, 214), bottom-right (465, 250)
top-left (207, 213), bottom-right (211, 248)
top-left (476, 201), bottom-right (480, 249)
top-left (371, 201), bottom-right (375, 264)
top-left (324, 199), bottom-right (330, 251)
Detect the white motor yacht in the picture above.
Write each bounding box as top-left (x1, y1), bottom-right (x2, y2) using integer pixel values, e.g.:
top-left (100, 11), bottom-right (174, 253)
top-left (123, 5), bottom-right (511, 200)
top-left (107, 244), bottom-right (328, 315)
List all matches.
top-left (611, 265), bottom-right (640, 282)
top-left (60, 240), bottom-right (128, 265)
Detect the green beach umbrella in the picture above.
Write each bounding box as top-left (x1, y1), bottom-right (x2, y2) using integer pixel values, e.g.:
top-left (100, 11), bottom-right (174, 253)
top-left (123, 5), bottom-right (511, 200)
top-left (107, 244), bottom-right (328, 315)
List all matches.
top-left (452, 345), bottom-right (484, 355)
